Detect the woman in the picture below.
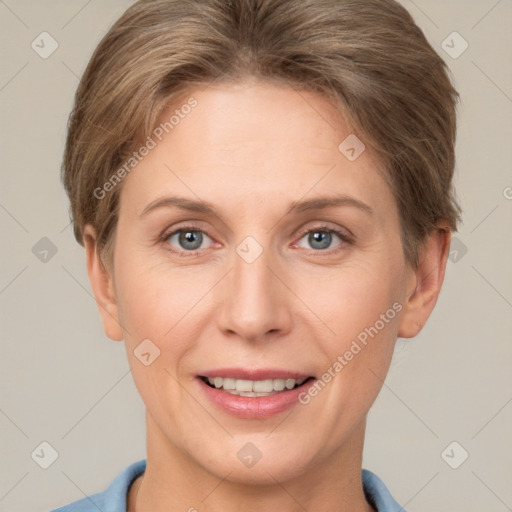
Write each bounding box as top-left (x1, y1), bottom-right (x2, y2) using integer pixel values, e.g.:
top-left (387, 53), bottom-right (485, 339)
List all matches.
top-left (53, 0), bottom-right (460, 510)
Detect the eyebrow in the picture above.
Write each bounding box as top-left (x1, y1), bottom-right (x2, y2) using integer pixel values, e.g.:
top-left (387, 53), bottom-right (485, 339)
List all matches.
top-left (139, 194), bottom-right (374, 218)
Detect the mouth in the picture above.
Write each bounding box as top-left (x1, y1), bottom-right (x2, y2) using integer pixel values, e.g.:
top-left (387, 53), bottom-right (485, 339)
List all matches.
top-left (196, 370), bottom-right (317, 419)
top-left (199, 375), bottom-right (314, 397)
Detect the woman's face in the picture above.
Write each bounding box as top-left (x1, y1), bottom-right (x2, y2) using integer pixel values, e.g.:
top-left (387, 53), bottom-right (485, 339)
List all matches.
top-left (93, 80), bottom-right (419, 483)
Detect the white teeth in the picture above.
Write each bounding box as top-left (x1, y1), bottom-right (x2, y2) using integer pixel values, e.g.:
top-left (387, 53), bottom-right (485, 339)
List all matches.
top-left (253, 379), bottom-right (274, 392)
top-left (236, 379), bottom-right (253, 392)
top-left (204, 376), bottom-right (308, 394)
top-left (273, 379), bottom-right (285, 391)
top-left (222, 377), bottom-right (236, 390)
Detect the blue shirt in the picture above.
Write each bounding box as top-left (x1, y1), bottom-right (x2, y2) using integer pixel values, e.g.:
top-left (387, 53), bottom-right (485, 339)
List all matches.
top-left (50, 459), bottom-right (406, 512)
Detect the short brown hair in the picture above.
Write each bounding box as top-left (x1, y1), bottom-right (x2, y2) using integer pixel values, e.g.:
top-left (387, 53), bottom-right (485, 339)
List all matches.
top-left (62, 0), bottom-right (461, 267)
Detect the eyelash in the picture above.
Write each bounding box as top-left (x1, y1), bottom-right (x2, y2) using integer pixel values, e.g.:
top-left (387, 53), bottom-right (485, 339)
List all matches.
top-left (159, 223), bottom-right (354, 257)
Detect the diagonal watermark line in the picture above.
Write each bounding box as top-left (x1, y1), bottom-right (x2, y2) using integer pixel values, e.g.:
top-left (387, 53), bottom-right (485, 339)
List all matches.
top-left (407, 0), bottom-right (439, 28)
top-left (60, 264), bottom-right (133, 335)
top-left (163, 368), bottom-right (234, 438)
top-left (470, 204), bottom-right (499, 233)
top-left (0, 265), bottom-right (28, 296)
top-left (163, 163), bottom-right (233, 235)
top-left (287, 79), bottom-right (338, 132)
top-left (0, 407), bottom-right (29, 438)
top-left (60, 219), bottom-right (73, 233)
top-left (471, 265), bottom-right (512, 309)
top-left (0, 472), bottom-right (29, 502)
top-left (0, 202), bottom-right (29, 232)
top-left (61, 471), bottom-right (105, 512)
top-left (61, 368), bottom-right (132, 439)
top-left (60, 265), bottom-right (95, 300)
top-left (369, 368), bottom-right (439, 438)
top-left (163, 268), bottom-right (233, 337)
top-left (264, 409), bottom-right (294, 438)
top-left (472, 0), bottom-right (503, 30)
top-left (0, 62), bottom-right (29, 92)
top-left (61, 0), bottom-right (93, 29)
top-left (398, 472), bottom-right (439, 512)
top-left (266, 164), bottom-right (337, 234)
top-left (265, 265), bottom-right (336, 335)
top-left (200, 470), bottom-right (233, 503)
top-left (472, 471), bottom-right (512, 509)
top-left (472, 396), bottom-right (512, 439)
top-left (472, 61), bottom-right (512, 105)
top-left (61, 60), bottom-right (123, 130)
top-left (61, 60), bottom-right (81, 80)
top-left (0, 0), bottom-right (29, 28)
top-left (265, 470), bottom-right (308, 511)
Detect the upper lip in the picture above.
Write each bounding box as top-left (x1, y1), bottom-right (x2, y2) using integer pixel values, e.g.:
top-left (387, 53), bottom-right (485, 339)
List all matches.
top-left (199, 368), bottom-right (314, 380)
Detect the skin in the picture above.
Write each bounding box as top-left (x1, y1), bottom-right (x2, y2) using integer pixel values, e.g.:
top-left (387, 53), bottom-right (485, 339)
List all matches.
top-left (84, 79), bottom-right (451, 512)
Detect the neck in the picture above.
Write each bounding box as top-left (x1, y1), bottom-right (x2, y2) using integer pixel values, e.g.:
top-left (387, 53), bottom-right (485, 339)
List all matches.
top-left (129, 412), bottom-right (375, 512)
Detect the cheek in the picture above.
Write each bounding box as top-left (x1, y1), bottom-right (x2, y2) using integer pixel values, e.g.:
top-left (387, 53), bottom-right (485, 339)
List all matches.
top-left (299, 255), bottom-right (403, 338)
top-left (298, 257), bottom-right (404, 396)
top-left (114, 252), bottom-right (218, 376)
top-left (115, 249), bottom-right (190, 331)
top-left (114, 258), bottom-right (200, 415)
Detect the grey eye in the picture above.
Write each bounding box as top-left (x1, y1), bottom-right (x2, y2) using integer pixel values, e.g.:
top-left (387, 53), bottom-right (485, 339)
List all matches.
top-left (167, 230), bottom-right (211, 251)
top-left (297, 230), bottom-right (343, 251)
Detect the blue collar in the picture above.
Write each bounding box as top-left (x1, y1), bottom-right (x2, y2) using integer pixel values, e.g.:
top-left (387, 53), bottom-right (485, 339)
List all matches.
top-left (51, 459), bottom-right (406, 512)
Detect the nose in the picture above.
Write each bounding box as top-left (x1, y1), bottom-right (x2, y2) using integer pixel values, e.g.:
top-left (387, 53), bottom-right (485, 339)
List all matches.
top-left (216, 241), bottom-right (293, 343)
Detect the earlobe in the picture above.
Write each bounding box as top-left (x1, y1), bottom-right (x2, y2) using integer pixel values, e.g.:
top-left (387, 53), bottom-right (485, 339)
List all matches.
top-left (397, 228), bottom-right (452, 338)
top-left (83, 225), bottom-right (124, 341)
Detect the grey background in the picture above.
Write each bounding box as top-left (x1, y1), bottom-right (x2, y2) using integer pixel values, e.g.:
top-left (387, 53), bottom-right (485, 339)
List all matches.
top-left (1, 1), bottom-right (511, 511)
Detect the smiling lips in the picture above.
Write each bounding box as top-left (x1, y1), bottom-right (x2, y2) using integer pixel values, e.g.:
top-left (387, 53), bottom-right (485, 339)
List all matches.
top-left (197, 369), bottom-right (316, 418)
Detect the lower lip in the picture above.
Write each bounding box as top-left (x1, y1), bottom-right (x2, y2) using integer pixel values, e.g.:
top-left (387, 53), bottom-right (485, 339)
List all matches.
top-left (197, 377), bottom-right (316, 419)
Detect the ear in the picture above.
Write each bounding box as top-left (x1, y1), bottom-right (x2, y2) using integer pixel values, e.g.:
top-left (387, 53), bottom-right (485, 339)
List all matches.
top-left (83, 225), bottom-right (123, 341)
top-left (397, 227), bottom-right (452, 338)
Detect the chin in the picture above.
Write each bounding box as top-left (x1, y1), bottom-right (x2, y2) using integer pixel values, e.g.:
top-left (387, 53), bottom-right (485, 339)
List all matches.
top-left (205, 456), bottom-right (311, 486)
top-left (185, 435), bottom-right (318, 486)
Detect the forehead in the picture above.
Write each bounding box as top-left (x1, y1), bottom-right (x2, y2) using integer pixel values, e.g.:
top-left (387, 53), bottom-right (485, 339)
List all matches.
top-left (164, 81), bottom-right (355, 164)
top-left (119, 80), bottom-right (393, 218)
